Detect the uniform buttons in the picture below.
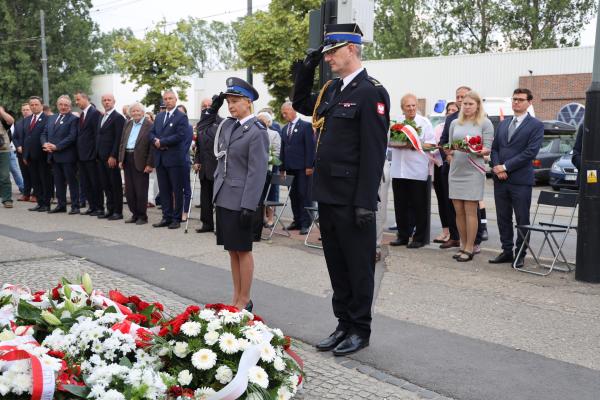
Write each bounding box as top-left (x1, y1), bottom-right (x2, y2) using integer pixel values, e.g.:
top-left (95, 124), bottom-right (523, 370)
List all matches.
top-left (345, 171), bottom-right (349, 175)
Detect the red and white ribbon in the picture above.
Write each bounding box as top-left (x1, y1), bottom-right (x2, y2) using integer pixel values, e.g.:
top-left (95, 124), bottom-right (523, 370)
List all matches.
top-left (399, 124), bottom-right (426, 156)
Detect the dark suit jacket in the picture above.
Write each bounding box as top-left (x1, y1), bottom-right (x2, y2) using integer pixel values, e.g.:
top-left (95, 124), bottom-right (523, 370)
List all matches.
top-left (41, 113), bottom-right (78, 163)
top-left (194, 111), bottom-right (222, 180)
top-left (491, 114), bottom-right (544, 185)
top-left (97, 110), bottom-right (126, 161)
top-left (22, 113), bottom-right (48, 161)
top-left (439, 110), bottom-right (459, 162)
top-left (280, 119), bottom-right (315, 171)
top-left (572, 123), bottom-right (583, 170)
top-left (149, 108), bottom-right (189, 167)
top-left (77, 107), bottom-right (101, 161)
top-left (293, 68), bottom-right (390, 211)
top-left (12, 119), bottom-right (26, 149)
top-left (118, 118), bottom-right (154, 172)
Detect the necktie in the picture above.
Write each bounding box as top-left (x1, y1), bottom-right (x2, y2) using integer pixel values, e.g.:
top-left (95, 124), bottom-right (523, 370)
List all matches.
top-left (232, 121), bottom-right (241, 131)
top-left (29, 115), bottom-right (37, 131)
top-left (55, 115), bottom-right (63, 125)
top-left (508, 117), bottom-right (518, 141)
top-left (164, 112), bottom-right (170, 126)
top-left (100, 113), bottom-right (109, 127)
top-left (80, 112), bottom-right (85, 128)
top-left (287, 123), bottom-right (293, 138)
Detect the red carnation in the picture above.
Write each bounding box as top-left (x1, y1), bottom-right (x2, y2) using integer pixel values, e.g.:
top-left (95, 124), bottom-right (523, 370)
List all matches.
top-left (128, 295), bottom-right (142, 306)
top-left (126, 313), bottom-right (148, 324)
top-left (48, 350), bottom-right (65, 359)
top-left (51, 284), bottom-right (62, 300)
top-left (153, 302), bottom-right (165, 311)
top-left (109, 290), bottom-right (129, 304)
top-left (185, 305), bottom-right (201, 314)
top-left (168, 386), bottom-right (183, 396)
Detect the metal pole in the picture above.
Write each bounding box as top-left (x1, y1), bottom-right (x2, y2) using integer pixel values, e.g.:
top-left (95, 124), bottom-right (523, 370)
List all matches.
top-left (575, 2), bottom-right (600, 283)
top-left (40, 10), bottom-right (50, 105)
top-left (246, 0), bottom-right (253, 85)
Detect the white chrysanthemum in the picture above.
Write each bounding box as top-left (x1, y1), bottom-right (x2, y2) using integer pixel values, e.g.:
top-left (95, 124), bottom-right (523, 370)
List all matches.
top-left (204, 330), bottom-right (219, 346)
top-left (194, 386), bottom-right (217, 400)
top-left (277, 386), bottom-right (293, 400)
top-left (173, 342), bottom-right (189, 358)
top-left (41, 355), bottom-right (63, 372)
top-left (219, 332), bottom-right (240, 354)
top-left (260, 342), bottom-right (276, 363)
top-left (238, 338), bottom-right (251, 351)
top-left (94, 309), bottom-right (104, 318)
top-left (248, 366), bottom-right (269, 389)
top-left (100, 389), bottom-right (126, 400)
top-left (289, 374), bottom-right (299, 393)
top-left (191, 349), bottom-right (217, 370)
top-left (243, 328), bottom-right (262, 344)
top-left (271, 328), bottom-right (284, 338)
top-left (177, 369), bottom-right (193, 386)
top-left (207, 320), bottom-right (222, 331)
top-left (199, 309), bottom-right (216, 321)
top-left (215, 365), bottom-right (233, 384)
top-left (180, 321), bottom-right (202, 337)
top-left (273, 356), bottom-right (286, 371)
top-left (12, 373), bottom-right (32, 394)
top-left (219, 310), bottom-right (241, 324)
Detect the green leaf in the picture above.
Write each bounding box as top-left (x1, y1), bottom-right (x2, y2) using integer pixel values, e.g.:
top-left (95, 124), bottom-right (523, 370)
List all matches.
top-left (17, 299), bottom-right (42, 322)
top-left (119, 356), bottom-right (133, 368)
top-left (62, 384), bottom-right (90, 398)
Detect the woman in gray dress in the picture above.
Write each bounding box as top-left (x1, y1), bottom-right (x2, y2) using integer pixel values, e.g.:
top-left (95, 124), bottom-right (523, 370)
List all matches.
top-left (445, 91), bottom-right (493, 262)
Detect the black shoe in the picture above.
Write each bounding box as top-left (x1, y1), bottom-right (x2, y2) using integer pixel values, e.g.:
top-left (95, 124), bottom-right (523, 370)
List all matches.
top-left (194, 204), bottom-right (202, 208)
top-left (168, 221), bottom-right (181, 229)
top-left (195, 225), bottom-right (214, 233)
top-left (83, 208), bottom-right (95, 215)
top-left (489, 251), bottom-right (514, 264)
top-left (28, 205), bottom-right (42, 212)
top-left (124, 217), bottom-right (137, 223)
top-left (153, 219), bottom-right (170, 228)
top-left (136, 218), bottom-right (148, 225)
top-left (332, 334), bottom-right (369, 356)
top-left (389, 238), bottom-right (409, 247)
top-left (37, 206), bottom-right (50, 212)
top-left (407, 241), bottom-right (424, 249)
top-left (513, 256), bottom-right (525, 268)
top-left (440, 239), bottom-right (461, 249)
top-left (299, 227), bottom-right (310, 235)
top-left (315, 330), bottom-right (348, 352)
top-left (69, 208), bottom-right (80, 215)
top-left (244, 300), bottom-right (253, 312)
top-left (48, 207), bottom-right (67, 214)
top-left (481, 227), bottom-right (489, 241)
top-left (108, 213), bottom-right (123, 221)
top-left (97, 212), bottom-right (111, 219)
top-left (286, 223), bottom-right (300, 230)
top-left (91, 210), bottom-right (104, 217)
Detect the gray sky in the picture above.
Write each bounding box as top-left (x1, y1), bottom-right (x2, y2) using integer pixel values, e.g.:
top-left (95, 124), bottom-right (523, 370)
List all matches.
top-left (91, 0), bottom-right (596, 46)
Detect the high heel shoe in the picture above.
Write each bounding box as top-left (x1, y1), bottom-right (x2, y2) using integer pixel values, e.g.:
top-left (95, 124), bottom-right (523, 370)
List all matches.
top-left (244, 300), bottom-right (253, 312)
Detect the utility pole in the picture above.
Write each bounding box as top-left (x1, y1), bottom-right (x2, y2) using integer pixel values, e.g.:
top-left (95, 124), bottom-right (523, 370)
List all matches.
top-left (40, 10), bottom-right (50, 105)
top-left (576, 1), bottom-right (600, 283)
top-left (246, 0), bottom-right (253, 85)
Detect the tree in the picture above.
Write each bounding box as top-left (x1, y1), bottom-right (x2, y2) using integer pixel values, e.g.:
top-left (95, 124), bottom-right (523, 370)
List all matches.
top-left (94, 28), bottom-right (134, 74)
top-left (0, 0), bottom-right (98, 113)
top-left (237, 0), bottom-right (321, 111)
top-left (175, 18), bottom-right (239, 77)
top-left (364, 0), bottom-right (435, 60)
top-left (114, 23), bottom-right (193, 113)
top-left (500, 0), bottom-right (597, 49)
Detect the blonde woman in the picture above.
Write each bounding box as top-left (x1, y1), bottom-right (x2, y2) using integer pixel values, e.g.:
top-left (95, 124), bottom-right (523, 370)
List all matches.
top-left (445, 91), bottom-right (493, 262)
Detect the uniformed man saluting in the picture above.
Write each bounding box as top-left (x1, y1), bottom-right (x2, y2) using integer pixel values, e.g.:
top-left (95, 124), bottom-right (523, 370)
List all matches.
top-left (293, 24), bottom-right (390, 356)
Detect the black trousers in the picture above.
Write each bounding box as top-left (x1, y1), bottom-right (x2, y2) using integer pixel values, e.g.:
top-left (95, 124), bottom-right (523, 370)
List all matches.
top-left (17, 153), bottom-right (32, 196)
top-left (392, 178), bottom-right (428, 243)
top-left (319, 203), bottom-right (375, 338)
top-left (79, 160), bottom-right (103, 211)
top-left (29, 158), bottom-right (52, 207)
top-left (494, 181), bottom-right (532, 253)
top-left (433, 164), bottom-right (451, 228)
top-left (156, 164), bottom-right (184, 222)
top-left (98, 159), bottom-right (123, 215)
top-left (52, 161), bottom-right (79, 209)
top-left (123, 153), bottom-right (149, 219)
top-left (288, 169), bottom-right (311, 228)
top-left (199, 177), bottom-right (214, 228)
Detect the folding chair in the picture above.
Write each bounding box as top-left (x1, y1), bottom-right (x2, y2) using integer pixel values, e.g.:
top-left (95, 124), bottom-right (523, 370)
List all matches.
top-left (262, 174), bottom-right (294, 240)
top-left (304, 205), bottom-right (322, 249)
top-left (514, 191), bottom-right (578, 275)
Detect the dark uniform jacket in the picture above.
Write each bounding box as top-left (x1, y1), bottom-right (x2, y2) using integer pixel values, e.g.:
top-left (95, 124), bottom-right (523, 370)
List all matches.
top-left (41, 113), bottom-right (78, 163)
top-left (22, 113), bottom-right (48, 161)
top-left (77, 107), bottom-right (101, 161)
top-left (118, 118), bottom-right (154, 172)
top-left (194, 111), bottom-right (222, 181)
top-left (293, 68), bottom-right (390, 211)
top-left (96, 110), bottom-right (126, 161)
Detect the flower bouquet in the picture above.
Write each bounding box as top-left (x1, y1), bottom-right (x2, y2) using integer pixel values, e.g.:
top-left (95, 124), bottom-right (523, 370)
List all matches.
top-left (0, 276), bottom-right (304, 400)
top-left (388, 119), bottom-right (422, 149)
top-left (443, 135), bottom-right (483, 154)
top-left (268, 146), bottom-right (281, 167)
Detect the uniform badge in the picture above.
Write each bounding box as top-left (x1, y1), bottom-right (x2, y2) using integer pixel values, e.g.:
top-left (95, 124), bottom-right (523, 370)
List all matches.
top-left (377, 103), bottom-right (385, 115)
top-left (60, 121), bottom-right (63, 124)
top-left (169, 123), bottom-right (173, 127)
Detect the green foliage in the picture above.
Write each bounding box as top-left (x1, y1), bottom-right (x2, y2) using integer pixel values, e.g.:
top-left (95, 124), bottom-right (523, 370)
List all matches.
top-left (114, 22), bottom-right (193, 113)
top-left (237, 0), bottom-right (321, 111)
top-left (176, 18), bottom-right (239, 77)
top-left (0, 0), bottom-right (97, 113)
top-left (94, 28), bottom-right (134, 74)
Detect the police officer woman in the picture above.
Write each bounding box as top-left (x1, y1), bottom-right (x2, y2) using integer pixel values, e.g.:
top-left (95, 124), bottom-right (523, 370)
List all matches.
top-left (209, 77), bottom-right (269, 312)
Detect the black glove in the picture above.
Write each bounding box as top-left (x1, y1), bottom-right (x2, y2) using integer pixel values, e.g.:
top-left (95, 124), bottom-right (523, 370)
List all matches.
top-left (303, 46), bottom-right (324, 69)
top-left (355, 207), bottom-right (375, 229)
top-left (239, 208), bottom-right (254, 229)
top-left (209, 92), bottom-right (225, 113)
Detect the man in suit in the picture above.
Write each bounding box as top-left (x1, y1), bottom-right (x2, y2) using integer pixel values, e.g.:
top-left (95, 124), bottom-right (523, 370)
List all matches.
top-left (193, 97), bottom-right (221, 233)
top-left (118, 102), bottom-right (154, 224)
top-left (41, 95), bottom-right (79, 214)
top-left (13, 103), bottom-right (34, 202)
top-left (97, 94), bottom-right (126, 220)
top-left (490, 88), bottom-right (544, 268)
top-left (75, 91), bottom-right (103, 216)
top-left (149, 89), bottom-right (190, 229)
top-left (293, 24), bottom-right (390, 356)
top-left (22, 96), bottom-right (51, 211)
top-left (280, 102), bottom-right (315, 235)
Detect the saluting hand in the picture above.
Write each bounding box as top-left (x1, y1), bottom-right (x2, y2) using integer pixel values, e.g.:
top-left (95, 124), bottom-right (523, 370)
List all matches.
top-left (303, 46), bottom-right (324, 69)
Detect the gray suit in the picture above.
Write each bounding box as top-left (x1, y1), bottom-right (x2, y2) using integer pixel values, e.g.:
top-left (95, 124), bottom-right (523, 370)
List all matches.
top-left (213, 117), bottom-right (269, 211)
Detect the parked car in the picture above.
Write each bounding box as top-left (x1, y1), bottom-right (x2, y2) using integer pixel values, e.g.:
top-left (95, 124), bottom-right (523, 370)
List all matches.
top-left (533, 121), bottom-right (577, 184)
top-left (549, 151), bottom-right (579, 191)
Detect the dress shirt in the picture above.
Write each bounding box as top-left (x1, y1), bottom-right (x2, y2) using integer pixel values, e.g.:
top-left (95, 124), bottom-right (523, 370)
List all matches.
top-left (390, 114), bottom-right (436, 181)
top-left (238, 114), bottom-right (255, 127)
top-left (341, 67), bottom-right (365, 91)
top-left (126, 117), bottom-right (145, 149)
top-left (163, 108), bottom-right (176, 125)
top-left (80, 105), bottom-right (91, 120)
top-left (101, 108), bottom-right (114, 127)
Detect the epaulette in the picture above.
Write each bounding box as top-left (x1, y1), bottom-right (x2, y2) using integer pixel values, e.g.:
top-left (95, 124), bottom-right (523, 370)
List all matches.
top-left (367, 76), bottom-right (382, 86)
top-left (254, 120), bottom-right (266, 130)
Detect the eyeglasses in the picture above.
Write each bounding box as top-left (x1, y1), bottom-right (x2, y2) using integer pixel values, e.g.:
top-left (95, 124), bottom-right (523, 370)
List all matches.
top-left (512, 97), bottom-right (529, 103)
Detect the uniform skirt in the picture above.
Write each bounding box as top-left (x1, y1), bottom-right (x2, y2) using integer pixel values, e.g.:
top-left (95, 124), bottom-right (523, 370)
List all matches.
top-left (216, 206), bottom-right (253, 251)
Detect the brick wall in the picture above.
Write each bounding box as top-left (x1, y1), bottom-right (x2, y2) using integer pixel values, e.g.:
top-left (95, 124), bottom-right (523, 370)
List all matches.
top-left (519, 73), bottom-right (590, 121)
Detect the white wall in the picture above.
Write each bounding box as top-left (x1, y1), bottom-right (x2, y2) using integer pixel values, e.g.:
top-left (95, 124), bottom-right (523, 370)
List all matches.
top-left (91, 46), bottom-right (594, 121)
